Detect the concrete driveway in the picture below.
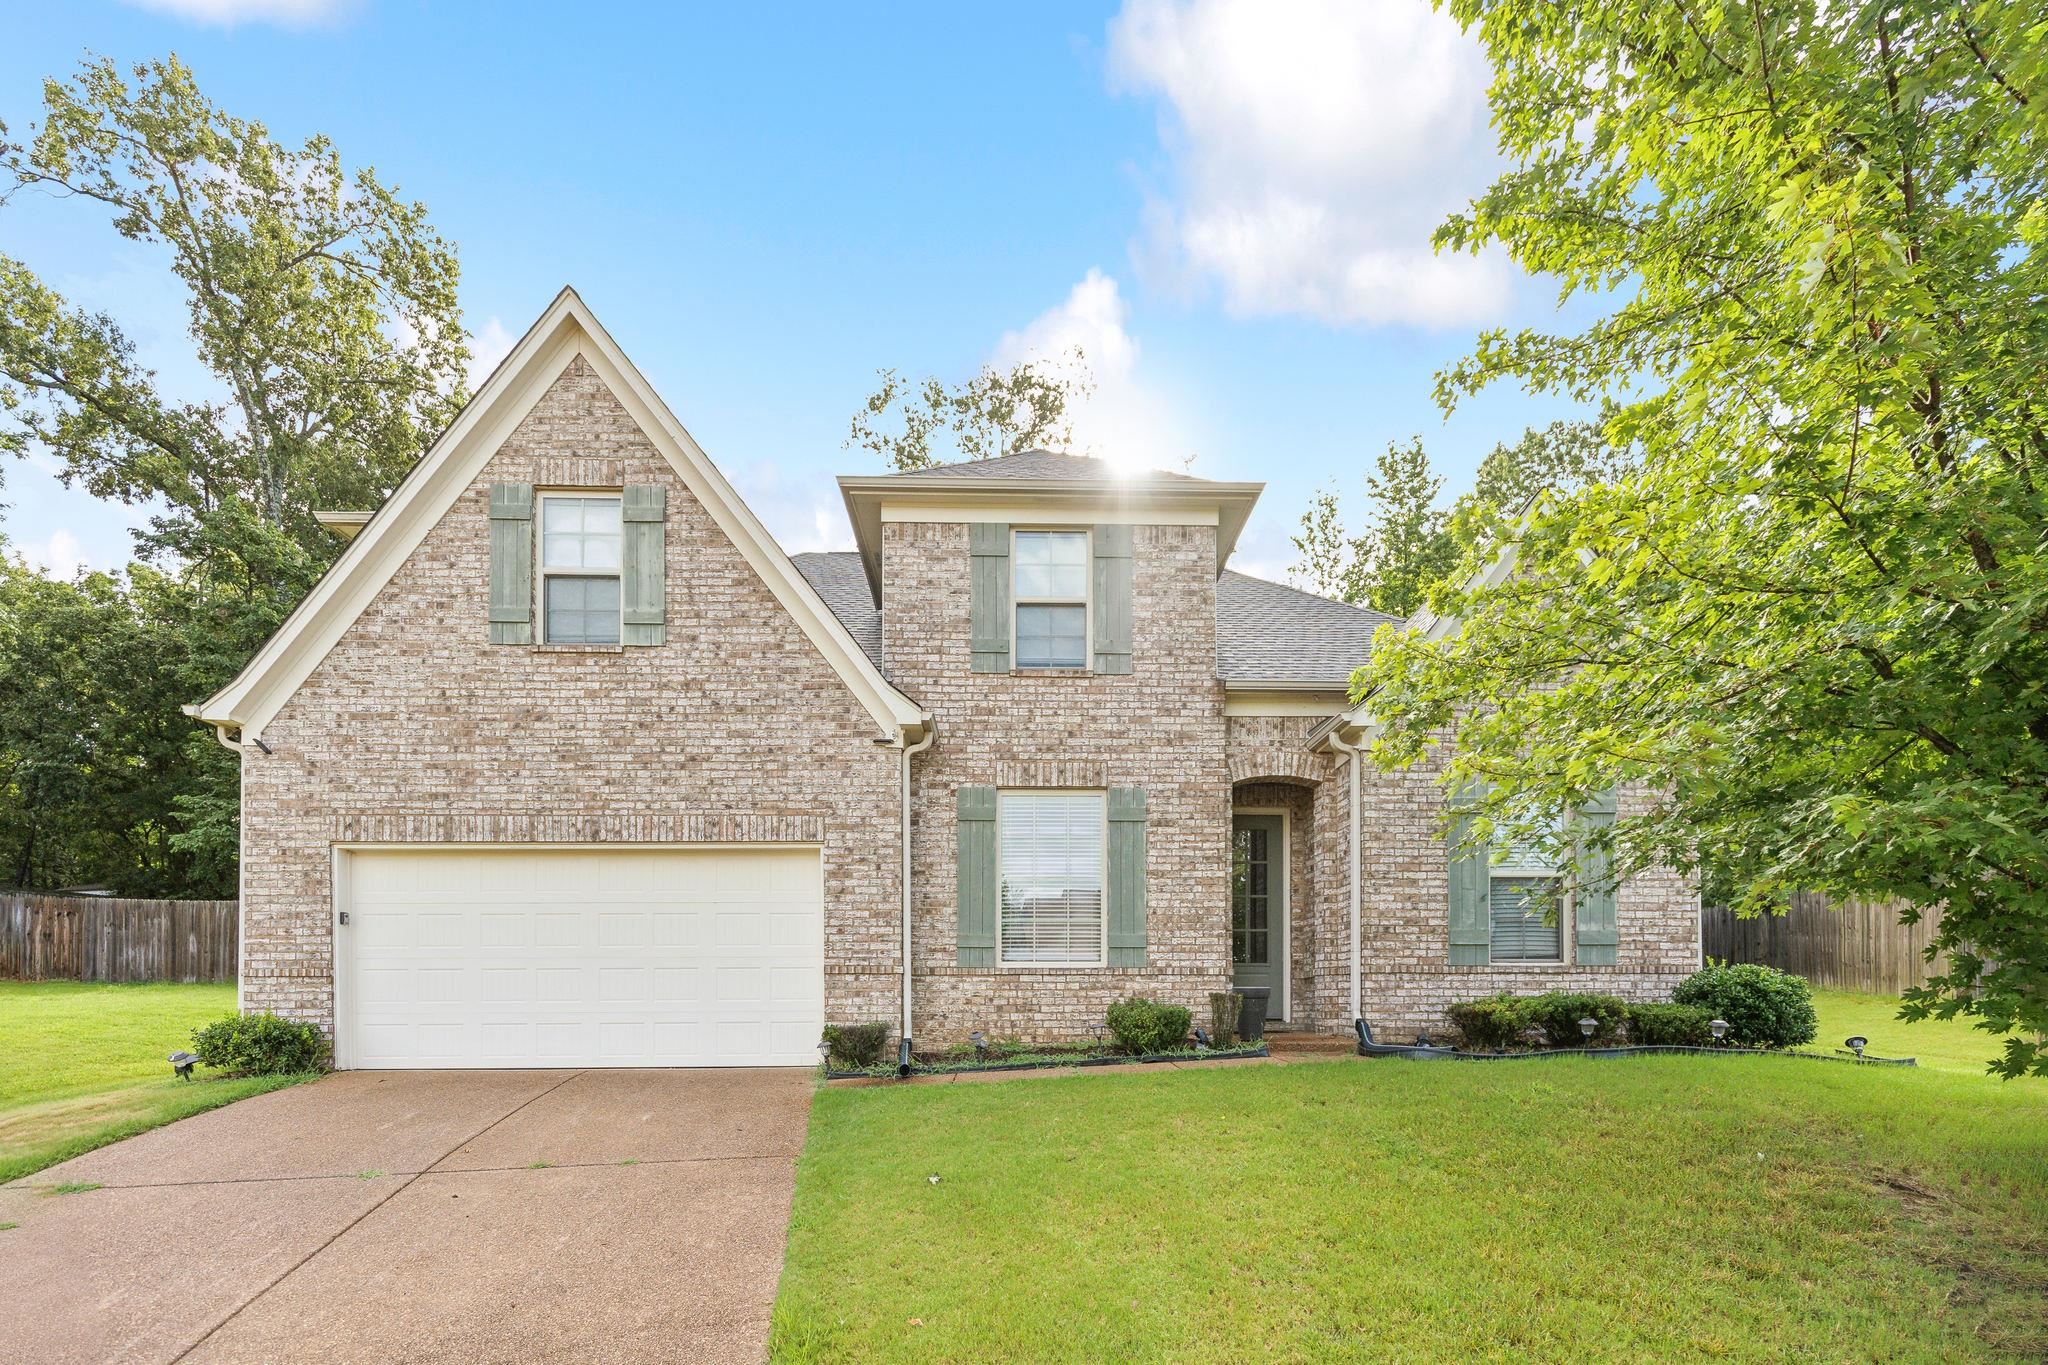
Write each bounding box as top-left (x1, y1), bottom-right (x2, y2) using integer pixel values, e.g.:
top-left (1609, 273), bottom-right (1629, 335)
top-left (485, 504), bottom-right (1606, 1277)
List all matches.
top-left (0, 1068), bottom-right (812, 1365)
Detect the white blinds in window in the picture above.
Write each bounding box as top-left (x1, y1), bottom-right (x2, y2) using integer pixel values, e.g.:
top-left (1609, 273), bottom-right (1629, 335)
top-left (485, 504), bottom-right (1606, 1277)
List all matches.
top-left (999, 792), bottom-right (1105, 964)
top-left (1490, 875), bottom-right (1563, 961)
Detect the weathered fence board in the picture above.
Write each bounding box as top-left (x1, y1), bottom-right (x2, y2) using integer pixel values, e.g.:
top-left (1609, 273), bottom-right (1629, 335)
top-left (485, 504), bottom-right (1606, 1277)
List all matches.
top-left (0, 894), bottom-right (238, 983)
top-left (1700, 892), bottom-right (1943, 994)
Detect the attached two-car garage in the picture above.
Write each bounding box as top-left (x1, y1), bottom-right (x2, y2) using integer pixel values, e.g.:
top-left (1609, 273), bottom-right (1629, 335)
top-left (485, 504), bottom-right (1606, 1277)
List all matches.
top-left (334, 846), bottom-right (825, 1069)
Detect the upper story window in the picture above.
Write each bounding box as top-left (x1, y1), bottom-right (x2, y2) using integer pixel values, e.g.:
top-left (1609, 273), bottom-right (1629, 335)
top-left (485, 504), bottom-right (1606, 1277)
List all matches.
top-left (1489, 829), bottom-right (1564, 962)
top-left (1013, 530), bottom-right (1089, 668)
top-left (540, 494), bottom-right (622, 644)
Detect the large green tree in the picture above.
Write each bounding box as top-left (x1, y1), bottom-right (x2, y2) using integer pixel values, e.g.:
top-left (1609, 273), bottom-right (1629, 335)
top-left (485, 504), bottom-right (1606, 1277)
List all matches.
top-left (0, 55), bottom-right (468, 895)
top-left (1364, 2), bottom-right (2048, 1075)
top-left (0, 54), bottom-right (467, 555)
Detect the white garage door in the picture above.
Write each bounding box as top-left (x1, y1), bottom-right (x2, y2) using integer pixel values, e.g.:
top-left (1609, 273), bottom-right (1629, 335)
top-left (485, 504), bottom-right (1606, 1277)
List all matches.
top-left (338, 846), bottom-right (824, 1069)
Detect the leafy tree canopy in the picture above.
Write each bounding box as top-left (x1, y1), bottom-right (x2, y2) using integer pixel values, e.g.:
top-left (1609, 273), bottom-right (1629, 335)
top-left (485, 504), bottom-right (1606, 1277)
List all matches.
top-left (0, 53), bottom-right (467, 557)
top-left (0, 54), bottom-right (468, 896)
top-left (1363, 2), bottom-right (2048, 1075)
top-left (1293, 421), bottom-right (1628, 614)
top-left (848, 349), bottom-right (1092, 471)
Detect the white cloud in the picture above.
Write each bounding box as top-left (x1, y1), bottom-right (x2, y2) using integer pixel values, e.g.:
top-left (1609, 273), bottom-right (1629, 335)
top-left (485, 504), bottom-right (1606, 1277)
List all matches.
top-left (992, 270), bottom-right (1196, 476)
top-left (732, 460), bottom-right (855, 556)
top-left (1107, 0), bottom-right (1510, 328)
top-left (121, 0), bottom-right (352, 26)
top-left (466, 317), bottom-right (516, 390)
top-left (14, 529), bottom-right (90, 581)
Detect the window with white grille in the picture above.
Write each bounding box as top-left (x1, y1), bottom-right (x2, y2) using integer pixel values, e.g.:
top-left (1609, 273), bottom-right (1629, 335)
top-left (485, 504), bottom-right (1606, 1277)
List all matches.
top-left (998, 791), bottom-right (1105, 965)
top-left (539, 494), bottom-right (622, 644)
top-left (1012, 530), bottom-right (1090, 668)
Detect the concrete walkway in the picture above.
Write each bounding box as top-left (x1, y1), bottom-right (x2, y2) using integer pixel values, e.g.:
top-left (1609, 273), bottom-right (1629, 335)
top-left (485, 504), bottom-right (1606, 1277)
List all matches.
top-left (0, 1068), bottom-right (812, 1364)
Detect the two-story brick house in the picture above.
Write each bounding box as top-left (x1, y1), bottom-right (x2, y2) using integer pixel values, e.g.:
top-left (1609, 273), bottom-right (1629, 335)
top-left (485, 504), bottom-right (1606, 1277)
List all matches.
top-left (190, 288), bottom-right (1700, 1069)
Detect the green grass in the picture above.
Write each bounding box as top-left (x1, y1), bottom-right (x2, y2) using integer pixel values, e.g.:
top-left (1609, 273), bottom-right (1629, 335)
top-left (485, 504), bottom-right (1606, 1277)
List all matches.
top-left (1810, 988), bottom-right (2041, 1079)
top-left (771, 1055), bottom-right (2048, 1362)
top-left (0, 981), bottom-right (309, 1184)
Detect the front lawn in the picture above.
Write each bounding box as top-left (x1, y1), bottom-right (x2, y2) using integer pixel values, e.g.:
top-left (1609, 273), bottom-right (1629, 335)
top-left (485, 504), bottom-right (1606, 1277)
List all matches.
top-left (0, 981), bottom-right (305, 1184)
top-left (1810, 988), bottom-right (2041, 1079)
top-left (771, 1056), bottom-right (2048, 1362)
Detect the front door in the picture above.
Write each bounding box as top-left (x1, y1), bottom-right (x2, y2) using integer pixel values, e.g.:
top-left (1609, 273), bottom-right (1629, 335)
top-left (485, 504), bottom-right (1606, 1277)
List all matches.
top-left (1231, 812), bottom-right (1286, 1013)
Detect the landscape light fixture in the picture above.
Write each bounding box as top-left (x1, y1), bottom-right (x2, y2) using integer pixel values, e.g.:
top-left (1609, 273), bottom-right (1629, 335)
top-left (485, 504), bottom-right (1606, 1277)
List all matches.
top-left (817, 1038), bottom-right (832, 1069)
top-left (1845, 1035), bottom-right (1868, 1059)
top-left (971, 1031), bottom-right (988, 1061)
top-left (1708, 1018), bottom-right (1729, 1043)
top-left (1577, 1017), bottom-right (1598, 1040)
top-left (168, 1050), bottom-right (199, 1081)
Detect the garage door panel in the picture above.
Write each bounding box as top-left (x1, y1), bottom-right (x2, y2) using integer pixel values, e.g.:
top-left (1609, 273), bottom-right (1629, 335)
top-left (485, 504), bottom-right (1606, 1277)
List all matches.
top-left (343, 847), bottom-right (824, 1069)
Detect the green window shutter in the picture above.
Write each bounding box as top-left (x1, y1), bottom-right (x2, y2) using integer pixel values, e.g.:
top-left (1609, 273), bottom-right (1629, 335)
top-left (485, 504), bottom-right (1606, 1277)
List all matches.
top-left (1091, 524), bottom-right (1133, 675)
top-left (1107, 787), bottom-right (1148, 966)
top-left (968, 523), bottom-right (1011, 673)
top-left (1447, 783), bottom-right (1491, 965)
top-left (956, 785), bottom-right (998, 967)
top-left (487, 482), bottom-right (534, 645)
top-left (621, 484), bottom-right (667, 646)
top-left (1574, 789), bottom-right (1619, 965)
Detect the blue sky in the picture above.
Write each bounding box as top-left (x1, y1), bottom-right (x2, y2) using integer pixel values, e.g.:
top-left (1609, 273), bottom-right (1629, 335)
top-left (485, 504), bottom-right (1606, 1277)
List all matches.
top-left (2, 0), bottom-right (1586, 583)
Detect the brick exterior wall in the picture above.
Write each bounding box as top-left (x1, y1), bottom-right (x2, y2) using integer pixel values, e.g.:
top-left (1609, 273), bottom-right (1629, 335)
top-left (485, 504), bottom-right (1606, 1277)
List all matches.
top-left (886, 520), bottom-right (1233, 1044)
top-left (238, 357), bottom-right (903, 1035)
top-left (235, 351), bottom-right (1701, 1055)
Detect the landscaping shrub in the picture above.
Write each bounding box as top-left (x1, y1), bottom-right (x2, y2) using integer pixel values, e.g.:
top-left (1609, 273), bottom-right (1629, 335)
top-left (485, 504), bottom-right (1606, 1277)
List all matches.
top-left (1105, 997), bottom-right (1192, 1054)
top-left (1672, 962), bottom-right (1818, 1048)
top-left (1446, 994), bottom-right (1530, 1050)
top-left (190, 1012), bottom-right (328, 1076)
top-left (1519, 991), bottom-right (1628, 1046)
top-left (1625, 1002), bottom-right (1719, 1047)
top-left (822, 1022), bottom-right (892, 1070)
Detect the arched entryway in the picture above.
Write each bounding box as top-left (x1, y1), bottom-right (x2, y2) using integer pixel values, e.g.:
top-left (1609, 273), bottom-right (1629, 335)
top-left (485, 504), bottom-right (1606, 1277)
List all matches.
top-left (1229, 760), bottom-right (1326, 1027)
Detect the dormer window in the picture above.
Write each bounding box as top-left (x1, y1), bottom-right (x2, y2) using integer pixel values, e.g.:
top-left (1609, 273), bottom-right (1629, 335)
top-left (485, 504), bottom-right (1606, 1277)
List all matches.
top-left (1013, 530), bottom-right (1090, 668)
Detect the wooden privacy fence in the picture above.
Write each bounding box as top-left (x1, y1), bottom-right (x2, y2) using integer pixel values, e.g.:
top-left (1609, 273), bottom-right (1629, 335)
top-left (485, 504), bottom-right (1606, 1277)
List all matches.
top-left (1700, 892), bottom-right (1943, 994)
top-left (0, 894), bottom-right (238, 983)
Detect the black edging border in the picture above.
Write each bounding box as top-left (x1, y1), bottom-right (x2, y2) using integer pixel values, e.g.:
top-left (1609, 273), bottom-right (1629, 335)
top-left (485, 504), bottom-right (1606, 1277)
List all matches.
top-left (826, 1044), bottom-right (1270, 1081)
top-left (1364, 1043), bottom-right (1916, 1067)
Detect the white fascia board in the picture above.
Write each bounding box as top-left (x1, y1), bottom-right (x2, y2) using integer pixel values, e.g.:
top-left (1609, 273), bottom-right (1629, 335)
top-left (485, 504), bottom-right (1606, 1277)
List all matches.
top-left (191, 287), bottom-right (925, 742)
top-left (1221, 687), bottom-right (1351, 717)
top-left (838, 475), bottom-right (1263, 596)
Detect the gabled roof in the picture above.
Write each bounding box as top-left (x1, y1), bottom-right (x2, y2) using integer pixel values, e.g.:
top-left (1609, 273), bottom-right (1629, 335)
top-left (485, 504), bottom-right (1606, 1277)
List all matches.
top-left (837, 450), bottom-right (1263, 597)
top-left (1217, 571), bottom-right (1400, 686)
top-left (189, 287), bottom-right (927, 742)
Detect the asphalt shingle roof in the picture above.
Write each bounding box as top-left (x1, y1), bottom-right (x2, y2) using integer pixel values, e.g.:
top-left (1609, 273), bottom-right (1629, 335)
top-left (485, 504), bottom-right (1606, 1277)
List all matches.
top-left (1216, 570), bottom-right (1401, 685)
top-left (788, 552), bottom-right (1398, 686)
top-left (791, 552), bottom-right (883, 668)
top-left (863, 449), bottom-right (1210, 484)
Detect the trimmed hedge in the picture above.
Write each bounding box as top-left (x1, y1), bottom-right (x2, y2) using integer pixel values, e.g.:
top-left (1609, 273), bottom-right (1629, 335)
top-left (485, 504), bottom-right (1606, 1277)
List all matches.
top-left (1626, 1002), bottom-right (1718, 1047)
top-left (1105, 997), bottom-right (1192, 1054)
top-left (1446, 994), bottom-right (1530, 1050)
top-left (1519, 991), bottom-right (1628, 1047)
top-left (823, 1022), bottom-right (892, 1069)
top-left (1672, 963), bottom-right (1818, 1048)
top-left (191, 1012), bottom-right (329, 1076)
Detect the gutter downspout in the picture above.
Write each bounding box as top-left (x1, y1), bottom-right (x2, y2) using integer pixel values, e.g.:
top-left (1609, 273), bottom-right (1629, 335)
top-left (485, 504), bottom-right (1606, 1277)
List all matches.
top-left (898, 721), bottom-right (935, 1070)
top-left (1324, 722), bottom-right (1364, 1030)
